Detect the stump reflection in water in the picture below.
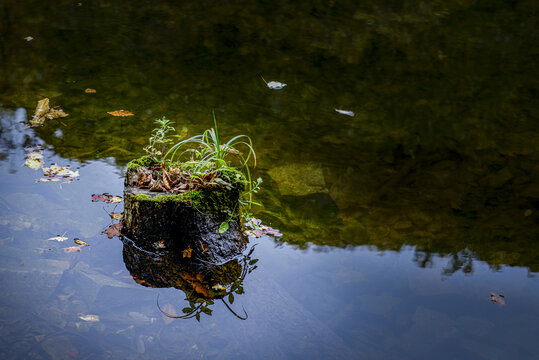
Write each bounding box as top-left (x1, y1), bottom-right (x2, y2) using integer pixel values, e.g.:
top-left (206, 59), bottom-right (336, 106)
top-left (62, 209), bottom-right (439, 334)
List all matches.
top-left (122, 237), bottom-right (258, 321)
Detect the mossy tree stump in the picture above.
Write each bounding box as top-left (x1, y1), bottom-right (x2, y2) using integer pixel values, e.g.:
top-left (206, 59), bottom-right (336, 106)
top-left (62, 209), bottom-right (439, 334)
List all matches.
top-left (123, 156), bottom-right (247, 264)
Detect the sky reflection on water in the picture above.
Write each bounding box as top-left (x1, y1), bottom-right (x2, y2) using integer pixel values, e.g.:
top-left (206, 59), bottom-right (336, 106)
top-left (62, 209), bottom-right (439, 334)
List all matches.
top-left (0, 0), bottom-right (538, 358)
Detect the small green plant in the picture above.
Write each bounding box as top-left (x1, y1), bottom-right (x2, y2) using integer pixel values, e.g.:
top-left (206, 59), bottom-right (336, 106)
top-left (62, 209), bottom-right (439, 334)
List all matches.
top-left (144, 117), bottom-right (178, 161)
top-left (140, 113), bottom-right (262, 230)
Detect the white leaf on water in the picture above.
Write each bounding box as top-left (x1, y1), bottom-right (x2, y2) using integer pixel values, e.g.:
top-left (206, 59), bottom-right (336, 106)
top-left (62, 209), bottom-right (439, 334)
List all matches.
top-left (335, 109), bottom-right (355, 117)
top-left (48, 236), bottom-right (68, 242)
top-left (267, 81), bottom-right (287, 90)
top-left (79, 314), bottom-right (100, 322)
top-left (261, 76), bottom-right (287, 90)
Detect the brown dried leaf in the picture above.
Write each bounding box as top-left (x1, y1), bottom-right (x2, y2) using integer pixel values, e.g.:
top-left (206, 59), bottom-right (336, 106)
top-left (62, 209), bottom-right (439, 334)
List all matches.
top-left (85, 88), bottom-right (96, 93)
top-left (46, 108), bottom-right (69, 119)
top-left (109, 212), bottom-right (123, 220)
top-left (107, 110), bottom-right (134, 117)
top-left (162, 173), bottom-right (171, 190)
top-left (64, 245), bottom-right (84, 253)
top-left (103, 222), bottom-right (123, 238)
top-left (490, 293), bottom-right (505, 306)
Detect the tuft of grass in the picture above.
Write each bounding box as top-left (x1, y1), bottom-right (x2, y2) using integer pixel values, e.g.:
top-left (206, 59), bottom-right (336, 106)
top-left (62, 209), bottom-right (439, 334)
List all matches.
top-left (162, 112), bottom-right (260, 208)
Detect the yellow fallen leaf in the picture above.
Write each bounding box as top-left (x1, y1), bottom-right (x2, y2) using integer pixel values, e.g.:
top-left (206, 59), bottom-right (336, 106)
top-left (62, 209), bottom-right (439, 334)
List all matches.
top-left (109, 212), bottom-right (123, 220)
top-left (30, 98), bottom-right (50, 125)
top-left (107, 110), bottom-right (134, 117)
top-left (48, 236), bottom-right (68, 242)
top-left (74, 239), bottom-right (89, 246)
top-left (25, 157), bottom-right (43, 170)
top-left (182, 246), bottom-right (192, 258)
top-left (85, 88), bottom-right (96, 93)
top-left (109, 196), bottom-right (123, 203)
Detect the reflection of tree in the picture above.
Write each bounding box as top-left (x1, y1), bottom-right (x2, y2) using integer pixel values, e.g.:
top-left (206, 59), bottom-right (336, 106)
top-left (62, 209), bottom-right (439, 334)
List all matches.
top-left (157, 246), bottom-right (257, 321)
top-left (441, 249), bottom-right (474, 276)
top-left (122, 237), bottom-right (257, 321)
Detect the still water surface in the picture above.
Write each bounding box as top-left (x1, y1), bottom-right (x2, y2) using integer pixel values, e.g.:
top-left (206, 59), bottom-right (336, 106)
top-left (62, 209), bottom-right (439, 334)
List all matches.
top-left (0, 0), bottom-right (538, 359)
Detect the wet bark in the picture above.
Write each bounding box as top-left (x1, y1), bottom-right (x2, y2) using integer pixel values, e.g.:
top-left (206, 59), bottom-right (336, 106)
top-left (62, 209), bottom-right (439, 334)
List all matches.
top-left (123, 184), bottom-right (246, 265)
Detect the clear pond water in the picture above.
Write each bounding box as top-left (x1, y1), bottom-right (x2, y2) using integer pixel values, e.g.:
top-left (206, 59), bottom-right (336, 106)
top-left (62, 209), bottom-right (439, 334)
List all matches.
top-left (0, 1), bottom-right (538, 359)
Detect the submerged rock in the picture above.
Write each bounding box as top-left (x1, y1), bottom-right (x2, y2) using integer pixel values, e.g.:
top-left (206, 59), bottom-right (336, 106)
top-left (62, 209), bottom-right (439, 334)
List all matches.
top-left (268, 162), bottom-right (327, 196)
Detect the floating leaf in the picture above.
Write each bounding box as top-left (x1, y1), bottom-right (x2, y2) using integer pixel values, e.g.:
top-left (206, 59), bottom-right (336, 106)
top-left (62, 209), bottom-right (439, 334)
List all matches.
top-left (335, 109), bottom-right (355, 117)
top-left (261, 76), bottom-right (286, 90)
top-left (91, 193), bottom-right (122, 203)
top-left (42, 164), bottom-right (79, 179)
top-left (103, 222), bottom-right (122, 238)
top-left (48, 235), bottom-right (68, 242)
top-left (46, 108), bottom-right (69, 119)
top-left (37, 177), bottom-right (61, 182)
top-left (30, 99), bottom-right (69, 126)
top-left (85, 88), bottom-right (96, 93)
top-left (218, 221), bottom-right (229, 234)
top-left (490, 293), bottom-right (506, 306)
top-left (92, 193), bottom-right (110, 202)
top-left (267, 81), bottom-right (286, 90)
top-left (25, 153), bottom-right (44, 170)
top-left (24, 36), bottom-right (33, 41)
top-left (74, 238), bottom-right (89, 246)
top-left (107, 110), bottom-right (134, 117)
top-left (31, 98), bottom-right (50, 125)
top-left (109, 212), bottom-right (123, 220)
top-left (182, 246), bottom-right (192, 258)
top-left (79, 314), bottom-right (99, 322)
top-left (251, 229), bottom-right (264, 238)
top-left (64, 245), bottom-right (84, 253)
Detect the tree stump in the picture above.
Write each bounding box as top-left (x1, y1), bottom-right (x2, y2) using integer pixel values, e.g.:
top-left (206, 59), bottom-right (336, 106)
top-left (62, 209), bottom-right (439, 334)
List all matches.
top-left (122, 156), bottom-right (247, 264)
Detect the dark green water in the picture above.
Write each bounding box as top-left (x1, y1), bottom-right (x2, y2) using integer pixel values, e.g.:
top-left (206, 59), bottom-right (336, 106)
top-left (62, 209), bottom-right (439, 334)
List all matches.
top-left (0, 0), bottom-right (538, 359)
